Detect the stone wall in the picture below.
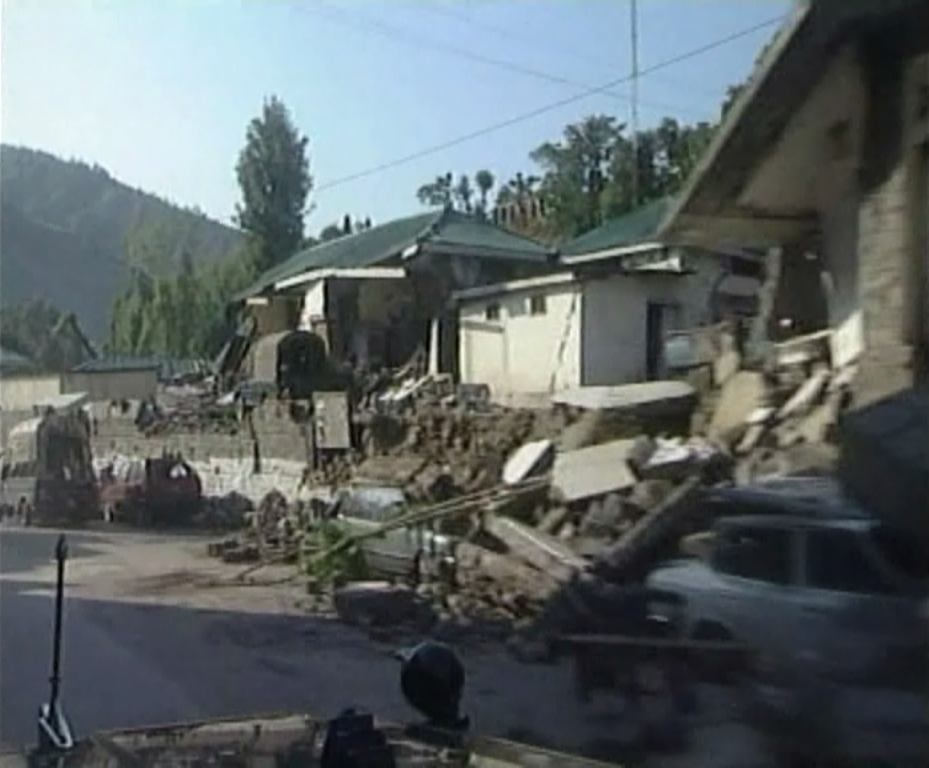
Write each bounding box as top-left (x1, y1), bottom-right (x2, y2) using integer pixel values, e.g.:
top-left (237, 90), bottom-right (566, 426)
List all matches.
top-left (853, 40), bottom-right (922, 406)
top-left (91, 404), bottom-right (310, 465)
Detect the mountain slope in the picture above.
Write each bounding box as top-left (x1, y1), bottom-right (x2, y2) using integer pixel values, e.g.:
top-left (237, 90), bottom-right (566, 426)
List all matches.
top-left (0, 144), bottom-right (244, 340)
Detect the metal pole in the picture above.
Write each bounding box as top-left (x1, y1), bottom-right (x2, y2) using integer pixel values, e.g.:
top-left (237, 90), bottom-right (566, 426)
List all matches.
top-left (50, 535), bottom-right (67, 710)
top-left (630, 0), bottom-right (640, 207)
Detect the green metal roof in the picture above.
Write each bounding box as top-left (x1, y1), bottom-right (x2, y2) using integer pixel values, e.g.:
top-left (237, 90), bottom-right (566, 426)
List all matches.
top-left (237, 208), bottom-right (553, 301)
top-left (71, 356), bottom-right (161, 373)
top-left (0, 346), bottom-right (37, 374)
top-left (424, 210), bottom-right (554, 260)
top-left (559, 197), bottom-right (673, 257)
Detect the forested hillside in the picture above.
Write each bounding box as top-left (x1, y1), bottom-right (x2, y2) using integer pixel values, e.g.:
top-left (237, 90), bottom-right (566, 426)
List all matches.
top-left (0, 144), bottom-right (244, 340)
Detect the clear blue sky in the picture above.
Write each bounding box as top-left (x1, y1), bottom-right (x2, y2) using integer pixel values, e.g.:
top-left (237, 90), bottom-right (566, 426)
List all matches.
top-left (1, 0), bottom-right (790, 234)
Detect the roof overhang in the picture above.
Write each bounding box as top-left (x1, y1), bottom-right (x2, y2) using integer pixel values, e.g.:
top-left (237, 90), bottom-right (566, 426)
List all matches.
top-left (417, 241), bottom-right (554, 263)
top-left (660, 0), bottom-right (929, 249)
top-left (560, 241), bottom-right (662, 266)
top-left (452, 273), bottom-right (578, 304)
top-left (274, 266), bottom-right (407, 292)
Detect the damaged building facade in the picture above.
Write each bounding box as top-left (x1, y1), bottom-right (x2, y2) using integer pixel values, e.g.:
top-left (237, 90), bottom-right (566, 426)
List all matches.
top-left (234, 209), bottom-right (557, 379)
top-left (455, 199), bottom-right (763, 401)
top-left (661, 0), bottom-right (929, 402)
top-left (661, 0), bottom-right (928, 542)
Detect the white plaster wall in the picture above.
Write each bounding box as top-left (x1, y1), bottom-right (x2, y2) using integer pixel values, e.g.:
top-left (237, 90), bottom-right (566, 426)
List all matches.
top-left (62, 369), bottom-right (158, 402)
top-left (581, 257), bottom-right (720, 386)
top-left (299, 281), bottom-right (326, 330)
top-left (458, 283), bottom-right (581, 398)
top-left (0, 374), bottom-right (62, 411)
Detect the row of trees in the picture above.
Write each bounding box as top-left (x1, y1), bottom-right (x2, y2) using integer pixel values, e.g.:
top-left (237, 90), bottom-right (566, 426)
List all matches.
top-left (108, 96), bottom-right (383, 360)
top-left (108, 97), bottom-right (313, 359)
top-left (414, 115), bottom-right (716, 243)
top-left (108, 59), bottom-right (756, 360)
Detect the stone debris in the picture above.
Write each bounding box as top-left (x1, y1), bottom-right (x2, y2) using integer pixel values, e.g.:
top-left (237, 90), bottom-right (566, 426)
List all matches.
top-left (113, 322), bottom-right (856, 647)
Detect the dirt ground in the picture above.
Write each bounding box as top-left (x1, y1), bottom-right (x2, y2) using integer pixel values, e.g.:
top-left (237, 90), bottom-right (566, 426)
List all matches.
top-left (0, 527), bottom-right (774, 767)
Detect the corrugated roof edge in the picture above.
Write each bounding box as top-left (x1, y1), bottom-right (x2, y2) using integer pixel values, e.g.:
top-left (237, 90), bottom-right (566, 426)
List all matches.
top-left (233, 209), bottom-right (445, 302)
top-left (433, 210), bottom-right (557, 256)
top-left (558, 197), bottom-right (674, 258)
top-left (71, 357), bottom-right (162, 373)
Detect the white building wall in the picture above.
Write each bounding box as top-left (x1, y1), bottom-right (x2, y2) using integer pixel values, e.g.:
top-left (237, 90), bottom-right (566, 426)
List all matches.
top-left (298, 281), bottom-right (326, 330)
top-left (459, 282), bottom-right (581, 398)
top-left (61, 369), bottom-right (158, 402)
top-left (0, 374), bottom-right (62, 411)
top-left (458, 251), bottom-right (742, 395)
top-left (580, 256), bottom-right (720, 386)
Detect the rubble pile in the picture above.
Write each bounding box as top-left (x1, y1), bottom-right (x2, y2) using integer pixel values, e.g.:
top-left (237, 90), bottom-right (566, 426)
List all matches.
top-left (201, 334), bottom-right (858, 643)
top-left (318, 401), bottom-right (576, 503)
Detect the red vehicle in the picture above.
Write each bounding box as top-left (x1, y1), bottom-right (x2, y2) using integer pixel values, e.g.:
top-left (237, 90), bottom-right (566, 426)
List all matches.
top-left (100, 453), bottom-right (202, 527)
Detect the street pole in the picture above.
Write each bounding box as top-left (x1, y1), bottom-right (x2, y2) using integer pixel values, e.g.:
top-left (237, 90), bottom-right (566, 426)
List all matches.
top-left (630, 0), bottom-right (640, 208)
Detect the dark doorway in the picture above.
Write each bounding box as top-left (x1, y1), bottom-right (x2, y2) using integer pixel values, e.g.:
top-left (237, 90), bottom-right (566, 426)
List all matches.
top-left (646, 302), bottom-right (664, 381)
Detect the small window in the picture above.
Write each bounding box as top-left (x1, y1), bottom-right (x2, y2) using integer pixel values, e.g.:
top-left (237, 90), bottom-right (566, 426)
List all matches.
top-left (713, 524), bottom-right (793, 586)
top-left (805, 529), bottom-right (891, 595)
top-left (485, 303), bottom-right (501, 321)
top-left (730, 256), bottom-right (765, 280)
top-left (529, 294), bottom-right (547, 316)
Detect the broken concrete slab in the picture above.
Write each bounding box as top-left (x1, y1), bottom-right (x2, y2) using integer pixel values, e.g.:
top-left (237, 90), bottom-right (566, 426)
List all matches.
top-left (708, 371), bottom-right (768, 445)
top-left (736, 423), bottom-right (767, 455)
top-left (484, 515), bottom-right (587, 583)
top-left (502, 439), bottom-right (554, 485)
top-left (776, 366), bottom-right (830, 422)
top-left (551, 439), bottom-right (637, 504)
top-left (713, 349), bottom-right (741, 388)
top-left (578, 493), bottom-right (625, 538)
top-left (455, 541), bottom-right (555, 599)
top-left (333, 581), bottom-right (435, 629)
top-left (536, 505), bottom-right (570, 535)
top-left (551, 381), bottom-right (697, 418)
top-left (636, 437), bottom-right (721, 482)
top-left (796, 391), bottom-right (843, 444)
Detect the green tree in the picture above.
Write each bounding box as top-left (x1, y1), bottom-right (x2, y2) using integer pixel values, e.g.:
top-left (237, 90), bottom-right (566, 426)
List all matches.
top-left (416, 172), bottom-right (455, 209)
top-left (474, 170), bottom-right (495, 219)
top-left (531, 115), bottom-right (623, 238)
top-left (109, 226), bottom-right (257, 359)
top-left (234, 96), bottom-right (312, 273)
top-left (319, 223), bottom-right (345, 243)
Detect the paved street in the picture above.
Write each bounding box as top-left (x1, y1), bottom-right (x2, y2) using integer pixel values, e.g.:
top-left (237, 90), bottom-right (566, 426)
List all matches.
top-left (0, 528), bottom-right (768, 766)
top-left (0, 528), bottom-right (412, 748)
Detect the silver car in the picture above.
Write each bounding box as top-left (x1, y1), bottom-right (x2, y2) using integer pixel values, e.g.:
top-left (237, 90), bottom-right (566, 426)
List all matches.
top-left (647, 489), bottom-right (928, 764)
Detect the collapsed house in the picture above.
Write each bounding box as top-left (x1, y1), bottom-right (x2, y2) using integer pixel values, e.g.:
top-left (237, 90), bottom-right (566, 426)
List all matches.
top-left (659, 0), bottom-right (929, 543)
top-left (231, 208), bottom-right (558, 379)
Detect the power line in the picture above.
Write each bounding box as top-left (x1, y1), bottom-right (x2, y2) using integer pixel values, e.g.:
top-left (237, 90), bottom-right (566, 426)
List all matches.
top-left (424, 3), bottom-right (724, 100)
top-left (315, 16), bottom-right (783, 194)
top-left (424, 4), bottom-right (624, 72)
top-left (310, 2), bottom-right (704, 119)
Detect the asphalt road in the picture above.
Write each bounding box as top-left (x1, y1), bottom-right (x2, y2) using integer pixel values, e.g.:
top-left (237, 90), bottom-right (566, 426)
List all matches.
top-left (0, 529), bottom-right (415, 750)
top-left (0, 529), bottom-right (780, 766)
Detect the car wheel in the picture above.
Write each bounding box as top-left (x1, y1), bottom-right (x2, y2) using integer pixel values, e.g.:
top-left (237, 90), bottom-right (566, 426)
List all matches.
top-left (691, 621), bottom-right (741, 685)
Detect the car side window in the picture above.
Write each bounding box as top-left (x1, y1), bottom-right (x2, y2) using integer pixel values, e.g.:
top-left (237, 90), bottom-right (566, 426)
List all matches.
top-left (713, 524), bottom-right (794, 586)
top-left (804, 529), bottom-right (891, 595)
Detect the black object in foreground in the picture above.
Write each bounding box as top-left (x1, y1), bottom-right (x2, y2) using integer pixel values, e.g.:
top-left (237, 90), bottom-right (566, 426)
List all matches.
top-left (396, 642), bottom-right (470, 732)
top-left (36, 535), bottom-right (74, 754)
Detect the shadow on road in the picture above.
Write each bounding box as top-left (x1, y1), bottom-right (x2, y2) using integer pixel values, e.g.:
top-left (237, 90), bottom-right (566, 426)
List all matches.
top-left (0, 578), bottom-right (609, 761)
